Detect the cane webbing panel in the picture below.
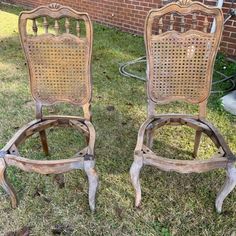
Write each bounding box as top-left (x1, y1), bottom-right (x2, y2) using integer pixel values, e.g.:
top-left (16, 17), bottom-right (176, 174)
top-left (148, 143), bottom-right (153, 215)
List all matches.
top-left (25, 35), bottom-right (90, 105)
top-left (149, 31), bottom-right (215, 103)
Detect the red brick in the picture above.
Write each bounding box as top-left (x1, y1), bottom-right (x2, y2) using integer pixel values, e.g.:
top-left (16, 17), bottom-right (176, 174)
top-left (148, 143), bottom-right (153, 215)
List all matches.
top-left (1, 0), bottom-right (236, 55)
top-left (222, 36), bottom-right (236, 44)
top-left (223, 31), bottom-right (231, 37)
top-left (231, 32), bottom-right (236, 38)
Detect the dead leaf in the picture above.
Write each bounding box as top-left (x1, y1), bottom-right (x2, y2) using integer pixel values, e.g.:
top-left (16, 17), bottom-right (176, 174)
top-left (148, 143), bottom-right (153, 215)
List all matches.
top-left (51, 224), bottom-right (73, 235)
top-left (105, 75), bottom-right (112, 80)
top-left (114, 206), bottom-right (123, 219)
top-left (4, 226), bottom-right (30, 236)
top-left (125, 102), bottom-right (133, 107)
top-left (32, 187), bottom-right (51, 203)
top-left (106, 105), bottom-right (115, 111)
top-left (53, 174), bottom-right (65, 189)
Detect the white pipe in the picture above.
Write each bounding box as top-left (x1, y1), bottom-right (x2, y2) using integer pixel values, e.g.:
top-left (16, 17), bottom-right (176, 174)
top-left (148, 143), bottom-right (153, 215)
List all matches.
top-left (211, 0), bottom-right (224, 33)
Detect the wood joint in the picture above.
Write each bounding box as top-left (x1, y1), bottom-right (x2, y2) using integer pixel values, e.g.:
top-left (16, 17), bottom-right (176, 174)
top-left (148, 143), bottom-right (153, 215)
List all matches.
top-left (227, 155), bottom-right (236, 161)
top-left (0, 150), bottom-right (7, 158)
top-left (134, 150), bottom-right (143, 156)
top-left (84, 154), bottom-right (94, 161)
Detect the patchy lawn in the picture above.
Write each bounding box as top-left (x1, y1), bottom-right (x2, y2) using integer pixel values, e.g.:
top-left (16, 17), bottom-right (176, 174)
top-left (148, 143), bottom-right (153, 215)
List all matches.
top-left (0, 3), bottom-right (236, 236)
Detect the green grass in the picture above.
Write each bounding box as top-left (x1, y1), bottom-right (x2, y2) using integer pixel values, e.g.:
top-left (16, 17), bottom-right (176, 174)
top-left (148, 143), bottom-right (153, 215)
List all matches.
top-left (1, 3), bottom-right (236, 235)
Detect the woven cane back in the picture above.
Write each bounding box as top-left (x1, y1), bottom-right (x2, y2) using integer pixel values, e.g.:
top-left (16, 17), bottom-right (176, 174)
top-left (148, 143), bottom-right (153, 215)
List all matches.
top-left (145, 0), bottom-right (223, 104)
top-left (19, 3), bottom-right (93, 106)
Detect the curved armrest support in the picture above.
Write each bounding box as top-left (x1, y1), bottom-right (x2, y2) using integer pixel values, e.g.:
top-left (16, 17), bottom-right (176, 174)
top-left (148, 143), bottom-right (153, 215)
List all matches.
top-left (135, 117), bottom-right (155, 152)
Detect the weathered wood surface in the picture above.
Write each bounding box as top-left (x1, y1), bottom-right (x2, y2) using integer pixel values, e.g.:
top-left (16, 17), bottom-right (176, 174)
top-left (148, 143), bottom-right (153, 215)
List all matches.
top-left (215, 163), bottom-right (236, 213)
top-left (193, 130), bottom-right (202, 158)
top-left (142, 146), bottom-right (228, 173)
top-left (130, 154), bottom-right (143, 207)
top-left (0, 158), bottom-right (18, 208)
top-left (1, 116), bottom-right (97, 210)
top-left (0, 3), bottom-right (98, 211)
top-left (130, 0), bottom-right (235, 213)
top-left (5, 154), bottom-right (85, 174)
top-left (69, 120), bottom-right (90, 137)
top-left (2, 120), bottom-right (41, 152)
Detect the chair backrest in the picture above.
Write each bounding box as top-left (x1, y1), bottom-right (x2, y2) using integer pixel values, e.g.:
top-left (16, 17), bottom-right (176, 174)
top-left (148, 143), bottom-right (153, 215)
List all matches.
top-left (19, 3), bottom-right (93, 109)
top-left (145, 0), bottom-right (223, 106)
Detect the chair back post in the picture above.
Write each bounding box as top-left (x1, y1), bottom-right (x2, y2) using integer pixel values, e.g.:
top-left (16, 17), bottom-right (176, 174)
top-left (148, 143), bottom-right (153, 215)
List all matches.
top-left (18, 3), bottom-right (93, 121)
top-left (145, 0), bottom-right (224, 119)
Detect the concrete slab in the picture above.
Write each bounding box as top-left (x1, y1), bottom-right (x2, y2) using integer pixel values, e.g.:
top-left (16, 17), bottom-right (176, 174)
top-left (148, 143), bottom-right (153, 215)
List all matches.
top-left (221, 90), bottom-right (236, 115)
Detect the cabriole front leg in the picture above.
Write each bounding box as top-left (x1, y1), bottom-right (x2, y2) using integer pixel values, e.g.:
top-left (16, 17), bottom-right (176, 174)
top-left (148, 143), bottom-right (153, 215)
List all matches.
top-left (215, 162), bottom-right (236, 213)
top-left (84, 159), bottom-right (98, 211)
top-left (130, 152), bottom-right (143, 207)
top-left (0, 157), bottom-right (18, 208)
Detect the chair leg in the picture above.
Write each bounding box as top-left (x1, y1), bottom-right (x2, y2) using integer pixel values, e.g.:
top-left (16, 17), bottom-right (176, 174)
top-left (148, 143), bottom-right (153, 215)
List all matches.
top-left (39, 130), bottom-right (49, 156)
top-left (85, 136), bottom-right (89, 146)
top-left (193, 130), bottom-right (202, 158)
top-left (215, 163), bottom-right (236, 213)
top-left (130, 154), bottom-right (143, 207)
top-left (0, 158), bottom-right (18, 208)
top-left (84, 160), bottom-right (98, 211)
top-left (146, 129), bottom-right (154, 149)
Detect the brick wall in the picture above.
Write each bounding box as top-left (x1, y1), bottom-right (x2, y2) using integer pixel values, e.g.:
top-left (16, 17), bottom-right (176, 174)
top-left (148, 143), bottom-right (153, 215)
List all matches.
top-left (1, 0), bottom-right (236, 55)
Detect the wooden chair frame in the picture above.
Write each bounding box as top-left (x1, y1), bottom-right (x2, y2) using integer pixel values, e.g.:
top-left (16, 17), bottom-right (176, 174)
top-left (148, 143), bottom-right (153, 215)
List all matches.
top-left (130, 0), bottom-right (236, 213)
top-left (0, 3), bottom-right (98, 211)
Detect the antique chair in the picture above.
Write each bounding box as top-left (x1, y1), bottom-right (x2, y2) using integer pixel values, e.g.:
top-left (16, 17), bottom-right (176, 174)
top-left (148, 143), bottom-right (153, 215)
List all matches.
top-left (0, 3), bottom-right (98, 211)
top-left (130, 0), bottom-right (236, 213)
